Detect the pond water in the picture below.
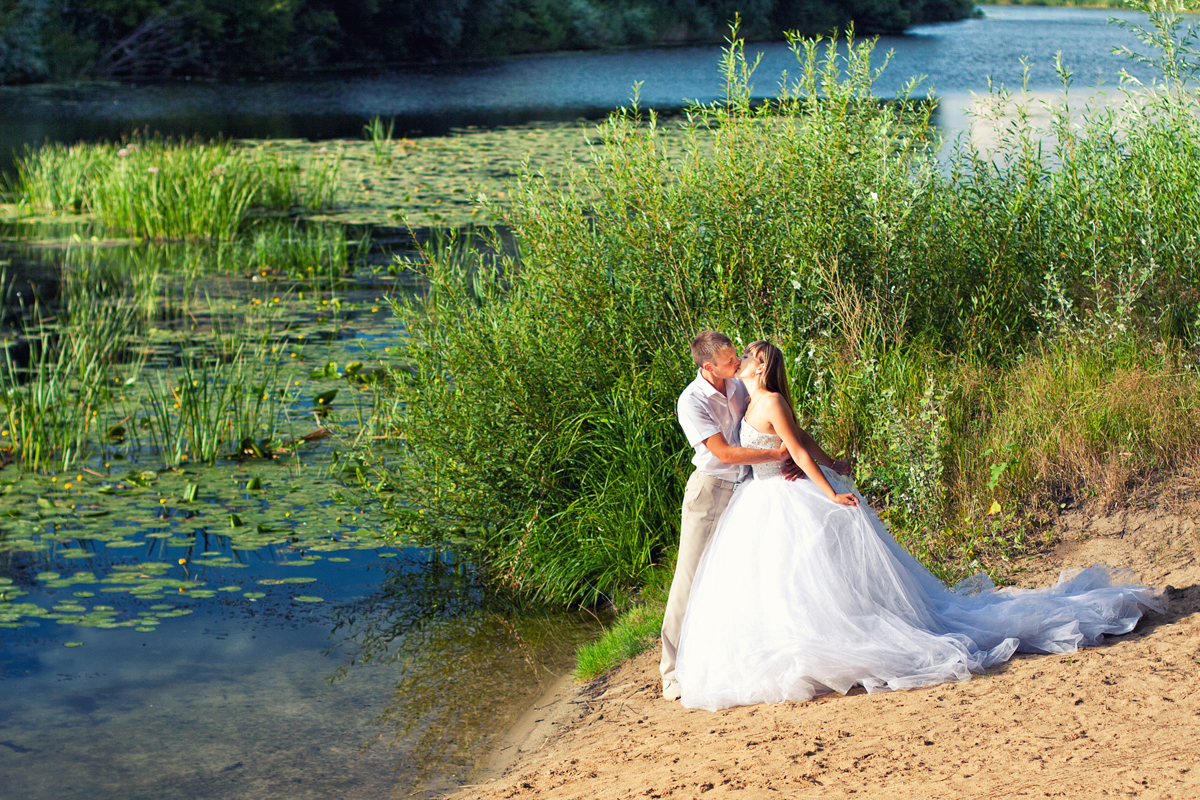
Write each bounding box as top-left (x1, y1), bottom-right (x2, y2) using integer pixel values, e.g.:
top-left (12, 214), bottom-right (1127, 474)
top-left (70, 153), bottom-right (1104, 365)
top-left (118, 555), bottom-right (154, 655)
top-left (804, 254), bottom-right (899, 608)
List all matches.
top-left (0, 7), bottom-right (1168, 171)
top-left (0, 231), bottom-right (598, 798)
top-left (1, 534), bottom-right (596, 799)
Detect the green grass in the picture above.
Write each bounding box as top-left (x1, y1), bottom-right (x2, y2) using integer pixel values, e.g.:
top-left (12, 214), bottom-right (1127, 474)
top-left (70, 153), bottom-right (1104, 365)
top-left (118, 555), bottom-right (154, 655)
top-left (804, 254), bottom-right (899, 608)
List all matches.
top-left (364, 116), bottom-right (396, 166)
top-left (574, 567), bottom-right (671, 681)
top-left (574, 601), bottom-right (665, 681)
top-left (245, 220), bottom-right (366, 286)
top-left (9, 136), bottom-right (342, 240)
top-left (138, 334), bottom-right (299, 465)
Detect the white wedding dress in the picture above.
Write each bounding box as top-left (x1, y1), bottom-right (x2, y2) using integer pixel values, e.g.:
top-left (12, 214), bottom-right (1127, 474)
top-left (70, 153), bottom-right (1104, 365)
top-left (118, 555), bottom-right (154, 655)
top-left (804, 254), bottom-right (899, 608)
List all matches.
top-left (675, 420), bottom-right (1165, 711)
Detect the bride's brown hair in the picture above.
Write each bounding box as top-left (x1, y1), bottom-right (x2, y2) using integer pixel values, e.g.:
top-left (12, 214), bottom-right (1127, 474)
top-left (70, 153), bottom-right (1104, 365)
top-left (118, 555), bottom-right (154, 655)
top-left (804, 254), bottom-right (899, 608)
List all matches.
top-left (745, 341), bottom-right (795, 416)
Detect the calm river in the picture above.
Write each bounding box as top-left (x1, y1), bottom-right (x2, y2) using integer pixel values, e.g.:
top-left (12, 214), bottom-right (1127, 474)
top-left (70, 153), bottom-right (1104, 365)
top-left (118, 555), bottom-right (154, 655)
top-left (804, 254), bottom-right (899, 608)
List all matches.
top-left (0, 6), bottom-right (1179, 800)
top-left (0, 7), bottom-right (1166, 165)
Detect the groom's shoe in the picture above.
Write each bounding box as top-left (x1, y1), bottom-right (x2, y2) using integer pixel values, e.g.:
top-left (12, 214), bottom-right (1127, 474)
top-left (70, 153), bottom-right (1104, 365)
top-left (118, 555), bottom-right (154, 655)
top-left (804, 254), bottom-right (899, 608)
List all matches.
top-left (662, 679), bottom-right (681, 701)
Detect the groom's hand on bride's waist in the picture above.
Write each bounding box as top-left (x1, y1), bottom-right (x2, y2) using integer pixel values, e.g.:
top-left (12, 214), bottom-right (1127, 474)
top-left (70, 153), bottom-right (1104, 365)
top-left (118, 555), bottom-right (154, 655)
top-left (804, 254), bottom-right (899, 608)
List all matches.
top-left (781, 457), bottom-right (853, 481)
top-left (781, 457), bottom-right (806, 481)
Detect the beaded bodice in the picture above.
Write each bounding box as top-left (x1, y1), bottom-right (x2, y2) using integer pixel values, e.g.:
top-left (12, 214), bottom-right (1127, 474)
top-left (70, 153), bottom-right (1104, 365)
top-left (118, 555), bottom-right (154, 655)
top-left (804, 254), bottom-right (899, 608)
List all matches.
top-left (741, 419), bottom-right (784, 481)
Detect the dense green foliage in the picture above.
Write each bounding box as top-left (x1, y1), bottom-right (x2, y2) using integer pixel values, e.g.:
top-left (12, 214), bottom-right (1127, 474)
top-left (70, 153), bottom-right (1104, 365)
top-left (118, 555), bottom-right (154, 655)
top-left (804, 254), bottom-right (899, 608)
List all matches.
top-left (10, 136), bottom-right (340, 239)
top-left (0, 0), bottom-right (973, 83)
top-left (373, 7), bottom-right (1200, 608)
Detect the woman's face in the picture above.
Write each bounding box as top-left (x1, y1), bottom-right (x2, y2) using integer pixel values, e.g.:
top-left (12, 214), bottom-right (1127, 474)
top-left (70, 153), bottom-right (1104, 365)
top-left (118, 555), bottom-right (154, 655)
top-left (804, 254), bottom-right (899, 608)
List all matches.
top-left (736, 352), bottom-right (762, 382)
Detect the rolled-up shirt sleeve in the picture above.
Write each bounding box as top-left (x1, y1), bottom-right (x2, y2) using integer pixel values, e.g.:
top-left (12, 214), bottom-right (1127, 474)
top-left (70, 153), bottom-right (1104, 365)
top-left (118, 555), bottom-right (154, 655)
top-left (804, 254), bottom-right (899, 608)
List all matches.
top-left (678, 394), bottom-right (719, 448)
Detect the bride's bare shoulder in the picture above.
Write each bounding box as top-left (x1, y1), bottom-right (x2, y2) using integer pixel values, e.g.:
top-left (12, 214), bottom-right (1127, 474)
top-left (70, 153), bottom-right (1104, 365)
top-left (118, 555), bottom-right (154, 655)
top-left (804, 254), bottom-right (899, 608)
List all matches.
top-left (759, 392), bottom-right (787, 410)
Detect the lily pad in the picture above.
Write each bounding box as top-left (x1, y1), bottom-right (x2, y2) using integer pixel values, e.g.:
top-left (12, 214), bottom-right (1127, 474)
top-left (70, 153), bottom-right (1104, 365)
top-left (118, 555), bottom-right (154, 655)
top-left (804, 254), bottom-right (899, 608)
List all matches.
top-left (64, 641), bottom-right (84, 647)
top-left (293, 596), bottom-right (324, 603)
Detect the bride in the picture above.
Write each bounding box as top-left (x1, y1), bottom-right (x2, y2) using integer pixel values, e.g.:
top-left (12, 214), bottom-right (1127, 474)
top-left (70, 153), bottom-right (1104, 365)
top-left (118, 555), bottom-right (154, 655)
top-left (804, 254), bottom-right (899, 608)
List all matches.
top-left (674, 340), bottom-right (1165, 711)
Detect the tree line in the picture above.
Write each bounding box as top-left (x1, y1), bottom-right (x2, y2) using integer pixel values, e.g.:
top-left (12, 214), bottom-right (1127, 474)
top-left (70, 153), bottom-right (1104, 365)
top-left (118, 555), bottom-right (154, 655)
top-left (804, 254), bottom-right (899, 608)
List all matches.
top-left (1, 0), bottom-right (974, 83)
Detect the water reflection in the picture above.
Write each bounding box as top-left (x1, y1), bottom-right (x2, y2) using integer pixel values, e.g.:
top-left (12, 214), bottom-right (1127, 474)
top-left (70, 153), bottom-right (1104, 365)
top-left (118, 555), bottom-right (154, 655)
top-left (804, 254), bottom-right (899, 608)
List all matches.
top-left (0, 539), bottom-right (597, 799)
top-left (0, 7), bottom-right (1163, 172)
top-left (329, 558), bottom-right (598, 796)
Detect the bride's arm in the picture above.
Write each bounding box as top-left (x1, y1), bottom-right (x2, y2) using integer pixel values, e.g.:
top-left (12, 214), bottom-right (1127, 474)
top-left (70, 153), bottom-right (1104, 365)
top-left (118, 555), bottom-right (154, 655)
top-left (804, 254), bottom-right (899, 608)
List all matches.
top-left (762, 395), bottom-right (857, 506)
top-left (781, 427), bottom-right (851, 479)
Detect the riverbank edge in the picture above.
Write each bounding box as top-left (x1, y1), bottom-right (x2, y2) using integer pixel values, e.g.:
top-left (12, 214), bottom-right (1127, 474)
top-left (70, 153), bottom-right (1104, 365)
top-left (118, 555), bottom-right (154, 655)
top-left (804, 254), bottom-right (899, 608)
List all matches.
top-left (465, 672), bottom-right (583, 790)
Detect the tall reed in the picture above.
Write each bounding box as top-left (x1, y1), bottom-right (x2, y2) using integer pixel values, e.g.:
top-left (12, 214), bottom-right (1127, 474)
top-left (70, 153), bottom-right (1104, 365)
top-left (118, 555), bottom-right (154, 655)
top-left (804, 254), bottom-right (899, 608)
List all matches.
top-left (364, 116), bottom-right (396, 165)
top-left (139, 337), bottom-right (295, 465)
top-left (10, 136), bottom-right (342, 240)
top-left (0, 297), bottom-right (138, 473)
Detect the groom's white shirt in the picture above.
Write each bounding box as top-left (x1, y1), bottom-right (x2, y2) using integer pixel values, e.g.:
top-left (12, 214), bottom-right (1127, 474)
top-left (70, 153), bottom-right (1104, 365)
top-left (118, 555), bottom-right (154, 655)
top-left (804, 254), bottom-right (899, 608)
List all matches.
top-left (677, 370), bottom-right (750, 483)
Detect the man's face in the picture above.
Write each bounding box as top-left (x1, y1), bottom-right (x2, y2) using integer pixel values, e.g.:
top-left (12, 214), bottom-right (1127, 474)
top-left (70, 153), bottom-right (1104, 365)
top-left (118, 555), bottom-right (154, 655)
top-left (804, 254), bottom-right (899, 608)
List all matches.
top-left (706, 347), bottom-right (742, 380)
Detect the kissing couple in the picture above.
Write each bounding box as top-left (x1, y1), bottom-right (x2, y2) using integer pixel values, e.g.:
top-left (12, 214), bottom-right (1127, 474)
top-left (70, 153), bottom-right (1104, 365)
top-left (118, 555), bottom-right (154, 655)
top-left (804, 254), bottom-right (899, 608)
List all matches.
top-left (659, 331), bottom-right (1164, 711)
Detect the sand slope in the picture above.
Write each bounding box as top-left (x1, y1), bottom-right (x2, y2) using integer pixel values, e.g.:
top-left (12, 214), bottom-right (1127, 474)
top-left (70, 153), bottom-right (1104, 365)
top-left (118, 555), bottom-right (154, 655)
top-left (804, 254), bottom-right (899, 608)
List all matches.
top-left (451, 502), bottom-right (1200, 799)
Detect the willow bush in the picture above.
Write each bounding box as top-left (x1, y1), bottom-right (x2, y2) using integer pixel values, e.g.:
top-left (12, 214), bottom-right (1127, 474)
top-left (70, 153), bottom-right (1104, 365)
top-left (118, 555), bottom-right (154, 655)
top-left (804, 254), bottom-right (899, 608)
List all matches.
top-left (377, 9), bottom-right (1200, 604)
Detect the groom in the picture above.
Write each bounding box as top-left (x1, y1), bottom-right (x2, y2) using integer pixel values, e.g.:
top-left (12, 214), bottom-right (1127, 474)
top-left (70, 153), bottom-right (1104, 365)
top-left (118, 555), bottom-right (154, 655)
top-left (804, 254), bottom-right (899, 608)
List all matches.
top-left (659, 331), bottom-right (789, 701)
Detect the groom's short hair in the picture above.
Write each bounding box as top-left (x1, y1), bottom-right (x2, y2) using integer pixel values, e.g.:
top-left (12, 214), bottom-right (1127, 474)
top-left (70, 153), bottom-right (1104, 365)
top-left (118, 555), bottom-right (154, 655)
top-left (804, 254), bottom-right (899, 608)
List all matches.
top-left (691, 331), bottom-right (734, 369)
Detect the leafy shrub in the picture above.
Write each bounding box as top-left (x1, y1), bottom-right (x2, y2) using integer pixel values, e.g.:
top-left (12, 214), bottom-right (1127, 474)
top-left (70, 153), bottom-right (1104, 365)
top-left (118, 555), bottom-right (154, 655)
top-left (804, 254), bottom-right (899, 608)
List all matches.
top-left (372, 12), bottom-right (1200, 606)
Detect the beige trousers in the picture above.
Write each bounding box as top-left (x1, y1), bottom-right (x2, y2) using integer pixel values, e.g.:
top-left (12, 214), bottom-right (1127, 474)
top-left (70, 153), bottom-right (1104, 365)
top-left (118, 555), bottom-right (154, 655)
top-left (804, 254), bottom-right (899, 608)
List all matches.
top-left (660, 469), bottom-right (737, 686)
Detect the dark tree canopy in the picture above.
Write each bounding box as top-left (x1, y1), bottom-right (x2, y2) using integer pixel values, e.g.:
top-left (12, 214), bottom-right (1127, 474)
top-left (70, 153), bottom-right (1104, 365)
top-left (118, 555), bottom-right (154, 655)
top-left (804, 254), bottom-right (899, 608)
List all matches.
top-left (0, 0), bottom-right (975, 83)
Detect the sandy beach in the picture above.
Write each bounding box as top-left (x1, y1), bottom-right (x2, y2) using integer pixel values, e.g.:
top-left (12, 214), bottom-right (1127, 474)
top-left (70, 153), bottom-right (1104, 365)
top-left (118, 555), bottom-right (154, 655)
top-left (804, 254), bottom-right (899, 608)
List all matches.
top-left (449, 495), bottom-right (1200, 799)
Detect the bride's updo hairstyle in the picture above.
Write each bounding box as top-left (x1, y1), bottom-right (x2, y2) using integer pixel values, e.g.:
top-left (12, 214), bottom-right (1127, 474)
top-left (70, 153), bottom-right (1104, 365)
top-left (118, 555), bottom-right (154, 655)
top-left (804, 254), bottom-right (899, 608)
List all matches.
top-left (745, 341), bottom-right (795, 414)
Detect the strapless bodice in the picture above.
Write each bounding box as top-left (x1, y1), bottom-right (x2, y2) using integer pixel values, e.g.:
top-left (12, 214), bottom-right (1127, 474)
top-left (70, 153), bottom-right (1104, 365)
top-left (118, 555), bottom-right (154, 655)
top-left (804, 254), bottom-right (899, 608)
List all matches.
top-left (741, 419), bottom-right (784, 481)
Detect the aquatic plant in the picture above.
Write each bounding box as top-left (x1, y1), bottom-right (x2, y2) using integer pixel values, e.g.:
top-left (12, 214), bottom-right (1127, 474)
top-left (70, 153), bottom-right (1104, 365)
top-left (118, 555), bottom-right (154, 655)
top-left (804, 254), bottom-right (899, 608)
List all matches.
top-left (363, 115), bottom-right (395, 165)
top-left (0, 296), bottom-right (137, 472)
top-left (0, 250), bottom-right (322, 471)
top-left (10, 136), bottom-right (342, 240)
top-left (245, 219), bottom-right (365, 286)
top-left (139, 337), bottom-right (298, 466)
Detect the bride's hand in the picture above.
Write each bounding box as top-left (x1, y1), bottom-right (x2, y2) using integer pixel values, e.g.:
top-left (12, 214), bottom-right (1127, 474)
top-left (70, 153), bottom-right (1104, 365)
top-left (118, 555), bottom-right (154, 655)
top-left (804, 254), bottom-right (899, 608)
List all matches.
top-left (830, 492), bottom-right (858, 507)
